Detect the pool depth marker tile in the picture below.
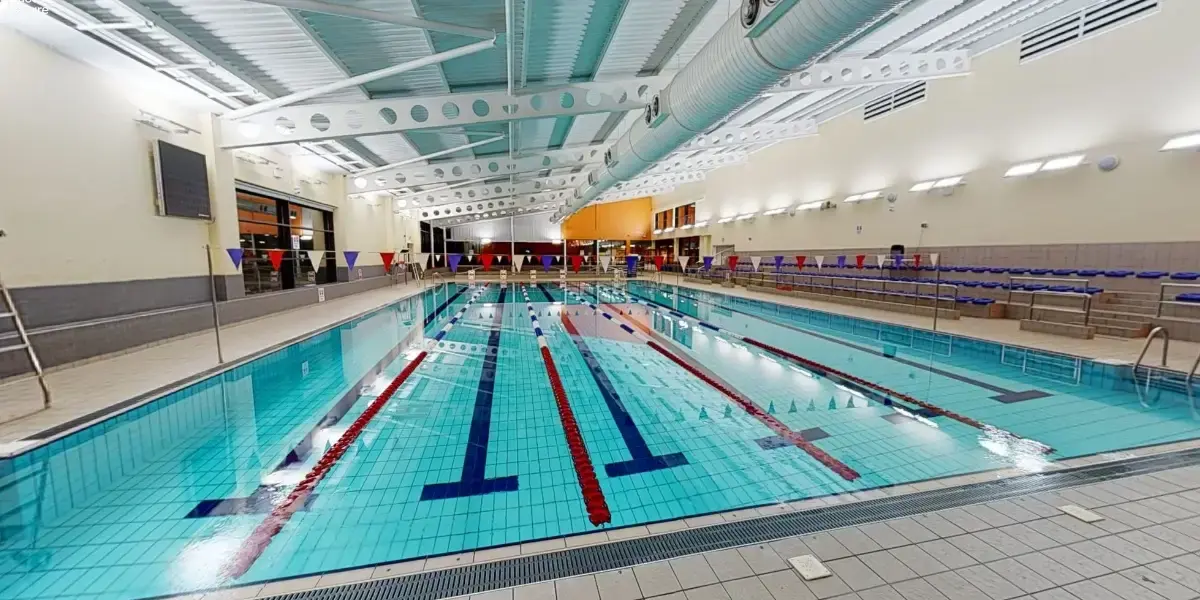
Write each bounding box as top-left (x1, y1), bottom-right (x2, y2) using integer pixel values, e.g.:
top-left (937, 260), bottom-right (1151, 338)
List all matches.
top-left (223, 285), bottom-right (491, 579)
top-left (559, 311), bottom-right (688, 477)
top-left (519, 285), bottom-right (612, 526)
top-left (612, 284), bottom-right (1052, 454)
top-left (565, 285), bottom-right (860, 482)
top-left (422, 287), bottom-right (520, 500)
top-left (647, 284), bottom-right (1050, 403)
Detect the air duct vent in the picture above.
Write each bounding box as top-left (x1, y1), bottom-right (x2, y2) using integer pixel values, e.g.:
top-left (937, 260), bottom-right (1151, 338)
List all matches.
top-left (864, 81), bottom-right (926, 122)
top-left (603, 149), bottom-right (615, 167)
top-left (1020, 0), bottom-right (1158, 62)
top-left (646, 95), bottom-right (666, 128)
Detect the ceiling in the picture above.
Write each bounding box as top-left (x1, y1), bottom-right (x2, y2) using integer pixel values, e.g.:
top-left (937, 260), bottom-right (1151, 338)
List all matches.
top-left (37, 0), bottom-right (1102, 226)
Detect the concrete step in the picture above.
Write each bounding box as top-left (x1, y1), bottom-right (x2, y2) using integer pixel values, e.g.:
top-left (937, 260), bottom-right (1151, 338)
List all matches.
top-left (1095, 301), bottom-right (1158, 314)
top-left (1106, 291), bottom-right (1162, 302)
top-left (1087, 316), bottom-right (1151, 331)
top-left (1095, 324), bottom-right (1148, 338)
top-left (1020, 319), bottom-right (1095, 339)
top-left (1092, 308), bottom-right (1158, 321)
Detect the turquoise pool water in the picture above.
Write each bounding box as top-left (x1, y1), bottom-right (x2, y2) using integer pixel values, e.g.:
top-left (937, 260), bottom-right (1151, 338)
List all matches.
top-left (1, 281), bottom-right (1197, 599)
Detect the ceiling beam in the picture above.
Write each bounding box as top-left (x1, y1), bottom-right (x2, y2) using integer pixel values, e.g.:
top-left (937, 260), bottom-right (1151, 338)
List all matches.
top-left (219, 75), bottom-right (669, 148)
top-left (351, 146), bottom-right (606, 192)
top-left (763, 50), bottom-right (970, 95)
top-left (243, 0), bottom-right (496, 38)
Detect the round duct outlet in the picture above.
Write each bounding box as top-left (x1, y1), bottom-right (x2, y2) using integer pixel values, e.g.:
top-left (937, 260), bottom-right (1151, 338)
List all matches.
top-left (1097, 155), bottom-right (1121, 172)
top-left (741, 0), bottom-right (761, 28)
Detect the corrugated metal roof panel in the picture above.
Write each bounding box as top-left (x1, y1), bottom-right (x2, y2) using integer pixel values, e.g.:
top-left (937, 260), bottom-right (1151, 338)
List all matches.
top-left (593, 0), bottom-right (688, 79)
top-left (523, 0), bottom-right (594, 85)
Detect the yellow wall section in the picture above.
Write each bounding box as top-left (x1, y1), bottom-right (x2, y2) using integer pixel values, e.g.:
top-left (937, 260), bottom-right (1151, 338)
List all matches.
top-left (562, 197), bottom-right (653, 240)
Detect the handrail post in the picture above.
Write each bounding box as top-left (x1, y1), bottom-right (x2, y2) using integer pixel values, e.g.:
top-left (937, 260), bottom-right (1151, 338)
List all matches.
top-left (204, 245), bottom-right (225, 364)
top-left (1157, 283), bottom-right (1166, 318)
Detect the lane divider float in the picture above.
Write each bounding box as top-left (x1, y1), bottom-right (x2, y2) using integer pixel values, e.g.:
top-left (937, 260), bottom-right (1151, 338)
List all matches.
top-left (606, 284), bottom-right (1053, 454)
top-left (224, 284), bottom-right (491, 578)
top-left (519, 285), bottom-right (611, 526)
top-left (565, 285), bottom-right (860, 482)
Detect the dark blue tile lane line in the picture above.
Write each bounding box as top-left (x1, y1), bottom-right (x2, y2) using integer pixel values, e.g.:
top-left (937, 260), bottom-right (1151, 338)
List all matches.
top-left (535, 283), bottom-right (557, 303)
top-left (421, 286), bottom-right (520, 500)
top-left (188, 289), bottom-right (462, 518)
top-left (557, 311), bottom-right (688, 478)
top-left (631, 286), bottom-right (1050, 403)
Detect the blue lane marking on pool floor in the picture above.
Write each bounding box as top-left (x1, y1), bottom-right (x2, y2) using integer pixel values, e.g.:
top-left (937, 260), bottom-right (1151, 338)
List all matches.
top-left (640, 286), bottom-right (1050, 403)
top-left (424, 286), bottom-right (469, 328)
top-left (421, 286), bottom-right (520, 500)
top-left (558, 311), bottom-right (689, 478)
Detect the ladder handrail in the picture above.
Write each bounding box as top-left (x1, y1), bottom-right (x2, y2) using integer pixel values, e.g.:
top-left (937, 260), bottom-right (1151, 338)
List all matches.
top-left (0, 278), bottom-right (52, 409)
top-left (1135, 326), bottom-right (1170, 369)
top-left (1186, 349), bottom-right (1200, 414)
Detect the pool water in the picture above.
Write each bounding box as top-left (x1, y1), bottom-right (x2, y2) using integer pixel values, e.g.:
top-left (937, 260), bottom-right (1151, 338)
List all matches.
top-left (2, 281), bottom-right (1198, 599)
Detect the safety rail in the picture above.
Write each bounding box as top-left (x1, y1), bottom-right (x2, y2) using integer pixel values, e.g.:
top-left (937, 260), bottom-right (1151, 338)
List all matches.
top-left (1004, 276), bottom-right (1091, 305)
top-left (1134, 326), bottom-right (1170, 408)
top-left (1156, 282), bottom-right (1200, 317)
top-left (1027, 289), bottom-right (1094, 326)
top-left (726, 271), bottom-right (960, 304)
top-left (1186, 348), bottom-right (1200, 413)
top-left (430, 272), bottom-right (446, 291)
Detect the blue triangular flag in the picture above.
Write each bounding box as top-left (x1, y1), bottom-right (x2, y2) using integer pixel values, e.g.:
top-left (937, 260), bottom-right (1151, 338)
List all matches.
top-left (226, 248), bottom-right (244, 269)
top-left (344, 250), bottom-right (359, 270)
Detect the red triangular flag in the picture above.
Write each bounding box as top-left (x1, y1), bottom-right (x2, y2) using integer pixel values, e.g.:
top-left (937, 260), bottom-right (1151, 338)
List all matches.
top-left (796, 255), bottom-right (806, 272)
top-left (267, 249), bottom-right (284, 271)
top-left (913, 254), bottom-right (922, 269)
top-left (571, 255), bottom-right (583, 273)
top-left (855, 254), bottom-right (866, 269)
top-left (727, 255), bottom-right (739, 271)
top-left (654, 255), bottom-right (665, 271)
top-left (380, 252), bottom-right (395, 274)
top-left (482, 254), bottom-right (494, 270)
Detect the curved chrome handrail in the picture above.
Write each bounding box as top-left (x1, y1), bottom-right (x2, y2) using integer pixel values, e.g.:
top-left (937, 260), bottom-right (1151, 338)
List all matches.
top-left (1134, 327), bottom-right (1169, 408)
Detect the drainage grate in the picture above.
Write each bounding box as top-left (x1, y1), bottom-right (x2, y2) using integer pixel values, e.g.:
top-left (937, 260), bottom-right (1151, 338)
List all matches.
top-left (1020, 0), bottom-right (1158, 62)
top-left (255, 446), bottom-right (1200, 600)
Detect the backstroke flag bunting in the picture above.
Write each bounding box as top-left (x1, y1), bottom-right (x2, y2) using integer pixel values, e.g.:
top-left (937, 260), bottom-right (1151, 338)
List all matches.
top-left (414, 253), bottom-right (428, 270)
top-left (542, 255), bottom-right (553, 271)
top-left (796, 255), bottom-right (806, 271)
top-left (267, 249), bottom-right (284, 271)
top-left (512, 255), bottom-right (523, 272)
top-left (482, 254), bottom-right (494, 270)
top-left (750, 256), bottom-right (762, 272)
top-left (380, 252), bottom-right (395, 274)
top-left (679, 255), bottom-right (691, 270)
top-left (774, 256), bottom-right (784, 272)
top-left (626, 255), bottom-right (639, 274)
top-left (702, 256), bottom-right (713, 270)
top-left (654, 255), bottom-right (665, 271)
top-left (815, 255), bottom-right (825, 269)
top-left (727, 256), bottom-right (739, 271)
top-left (448, 254), bottom-right (462, 273)
top-left (571, 255), bottom-right (583, 272)
top-left (836, 255), bottom-right (846, 268)
top-left (305, 250), bottom-right (323, 271)
top-left (600, 256), bottom-right (612, 272)
top-left (344, 251), bottom-right (359, 271)
top-left (226, 248), bottom-right (243, 269)
top-left (876, 254), bottom-right (886, 268)
top-left (913, 254), bottom-right (922, 269)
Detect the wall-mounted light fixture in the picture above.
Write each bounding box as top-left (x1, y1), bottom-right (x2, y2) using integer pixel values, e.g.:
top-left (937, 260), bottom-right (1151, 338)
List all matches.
top-left (1161, 133), bottom-right (1200, 152)
top-left (910, 176), bottom-right (964, 192)
top-left (716, 217), bottom-right (734, 224)
top-left (762, 208), bottom-right (788, 216)
top-left (844, 191), bottom-right (882, 203)
top-left (1004, 154), bottom-right (1086, 177)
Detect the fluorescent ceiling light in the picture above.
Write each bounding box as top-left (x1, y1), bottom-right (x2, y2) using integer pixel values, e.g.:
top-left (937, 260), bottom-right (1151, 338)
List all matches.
top-left (933, 176), bottom-right (963, 188)
top-left (859, 191), bottom-right (881, 200)
top-left (844, 194), bottom-right (863, 203)
top-left (1162, 133), bottom-right (1200, 151)
top-left (694, 220), bottom-right (709, 227)
top-left (909, 181), bottom-right (936, 192)
top-left (1041, 155), bottom-right (1085, 171)
top-left (1004, 162), bottom-right (1043, 177)
top-left (796, 200), bottom-right (824, 210)
top-left (762, 208), bottom-right (787, 216)
top-left (735, 213), bottom-right (756, 220)
top-left (717, 217), bottom-right (733, 224)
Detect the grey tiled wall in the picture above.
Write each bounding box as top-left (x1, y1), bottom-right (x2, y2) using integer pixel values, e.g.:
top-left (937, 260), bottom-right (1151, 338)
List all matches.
top-left (0, 275), bottom-right (394, 379)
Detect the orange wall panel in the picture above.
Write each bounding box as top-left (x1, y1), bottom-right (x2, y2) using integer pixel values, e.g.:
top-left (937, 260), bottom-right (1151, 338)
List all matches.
top-left (561, 197), bottom-right (652, 240)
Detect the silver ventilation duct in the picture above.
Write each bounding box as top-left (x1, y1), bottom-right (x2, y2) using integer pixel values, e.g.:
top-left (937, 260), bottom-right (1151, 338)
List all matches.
top-left (552, 0), bottom-right (912, 222)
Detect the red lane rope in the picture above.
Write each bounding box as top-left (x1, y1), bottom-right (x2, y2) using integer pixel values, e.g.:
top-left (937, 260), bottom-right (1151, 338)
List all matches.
top-left (224, 351), bottom-right (430, 579)
top-left (738, 337), bottom-right (1050, 452)
top-left (599, 302), bottom-right (859, 482)
top-left (644, 341), bottom-right (860, 482)
top-left (537, 345), bottom-right (612, 525)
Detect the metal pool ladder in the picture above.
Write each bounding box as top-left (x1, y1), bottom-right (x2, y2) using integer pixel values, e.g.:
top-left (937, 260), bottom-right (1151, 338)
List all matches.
top-left (0, 267), bottom-right (51, 409)
top-left (1134, 326), bottom-right (1169, 408)
top-left (1186, 348), bottom-right (1200, 413)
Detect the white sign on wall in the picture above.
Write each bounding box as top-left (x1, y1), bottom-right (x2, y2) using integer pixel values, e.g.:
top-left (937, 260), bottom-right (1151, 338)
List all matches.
top-left (317, 287), bottom-right (326, 302)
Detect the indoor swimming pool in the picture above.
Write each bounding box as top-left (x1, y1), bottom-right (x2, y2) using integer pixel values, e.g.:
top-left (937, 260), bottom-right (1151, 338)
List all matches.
top-left (2, 281), bottom-right (1199, 599)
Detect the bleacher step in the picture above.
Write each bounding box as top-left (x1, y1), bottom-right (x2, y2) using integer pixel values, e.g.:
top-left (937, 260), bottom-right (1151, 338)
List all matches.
top-left (1091, 308), bottom-right (1158, 321)
top-left (1095, 324), bottom-right (1149, 338)
top-left (1020, 319), bottom-right (1095, 339)
top-left (1095, 301), bottom-right (1158, 314)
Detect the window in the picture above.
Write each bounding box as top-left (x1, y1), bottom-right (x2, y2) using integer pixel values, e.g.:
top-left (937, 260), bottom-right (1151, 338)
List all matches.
top-left (674, 203), bottom-right (696, 227)
top-left (654, 210), bottom-right (673, 231)
top-left (678, 236), bottom-right (700, 261)
top-left (237, 190), bottom-right (335, 295)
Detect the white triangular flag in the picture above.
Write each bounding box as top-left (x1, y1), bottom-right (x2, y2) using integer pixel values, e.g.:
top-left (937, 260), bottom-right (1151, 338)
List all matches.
top-left (415, 253), bottom-right (428, 270)
top-left (815, 255), bottom-right (825, 269)
top-left (751, 256), bottom-right (762, 272)
top-left (877, 254), bottom-right (886, 268)
top-left (305, 250), bottom-right (323, 271)
top-left (435, 254), bottom-right (442, 264)
top-left (600, 256), bottom-right (612, 272)
top-left (931, 253), bottom-right (940, 267)
top-left (678, 255), bottom-right (691, 269)
top-left (513, 255), bottom-right (524, 272)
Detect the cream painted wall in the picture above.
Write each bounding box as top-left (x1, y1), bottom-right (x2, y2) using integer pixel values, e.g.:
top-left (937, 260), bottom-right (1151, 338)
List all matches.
top-left (0, 27), bottom-right (409, 288)
top-left (655, 0), bottom-right (1200, 253)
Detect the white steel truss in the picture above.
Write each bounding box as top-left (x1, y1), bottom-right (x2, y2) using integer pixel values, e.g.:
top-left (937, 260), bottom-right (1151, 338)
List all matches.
top-left (766, 51), bottom-right (970, 95)
top-left (430, 207), bottom-right (558, 228)
top-left (220, 76), bottom-right (670, 148)
top-left (351, 147), bottom-right (605, 192)
top-left (613, 170), bottom-right (705, 192)
top-left (387, 173), bottom-right (585, 208)
top-left (598, 185), bottom-right (677, 203)
top-left (406, 190), bottom-right (574, 221)
top-left (675, 120), bottom-right (816, 153)
top-left (644, 151), bottom-right (748, 176)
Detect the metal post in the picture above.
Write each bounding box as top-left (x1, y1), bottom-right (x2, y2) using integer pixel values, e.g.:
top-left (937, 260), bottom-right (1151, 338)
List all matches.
top-left (562, 238), bottom-right (567, 281)
top-left (509, 216), bottom-right (515, 258)
top-left (441, 229), bottom-right (448, 275)
top-left (932, 265), bottom-right (942, 332)
top-left (205, 244), bottom-right (225, 363)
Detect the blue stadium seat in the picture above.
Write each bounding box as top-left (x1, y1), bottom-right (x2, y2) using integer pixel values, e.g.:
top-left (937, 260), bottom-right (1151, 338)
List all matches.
top-left (1137, 271), bottom-right (1169, 279)
top-left (1024, 283), bottom-right (1048, 291)
top-left (956, 296), bottom-right (974, 303)
top-left (1077, 269), bottom-right (1102, 277)
top-left (1105, 269), bottom-right (1134, 278)
top-left (981, 282), bottom-right (1002, 289)
top-left (972, 299), bottom-right (996, 306)
top-left (1177, 293), bottom-right (1200, 303)
top-left (1171, 272), bottom-right (1200, 281)
top-left (952, 266), bottom-right (971, 272)
top-left (970, 267), bottom-right (988, 273)
top-left (1047, 285), bottom-right (1074, 292)
top-left (1008, 268), bottom-right (1030, 275)
top-left (988, 267), bottom-right (1008, 273)
top-left (1073, 286), bottom-right (1104, 294)
top-left (1029, 268), bottom-right (1052, 275)
top-left (962, 281), bottom-right (981, 287)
